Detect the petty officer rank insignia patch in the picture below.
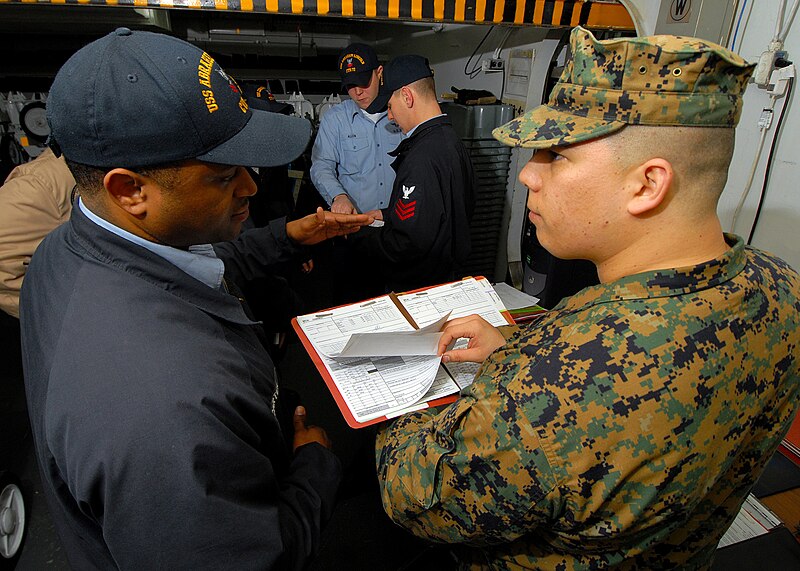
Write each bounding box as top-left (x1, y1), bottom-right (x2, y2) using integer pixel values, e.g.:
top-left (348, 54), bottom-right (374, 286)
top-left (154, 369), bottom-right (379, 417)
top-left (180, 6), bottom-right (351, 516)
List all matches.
top-left (395, 185), bottom-right (417, 220)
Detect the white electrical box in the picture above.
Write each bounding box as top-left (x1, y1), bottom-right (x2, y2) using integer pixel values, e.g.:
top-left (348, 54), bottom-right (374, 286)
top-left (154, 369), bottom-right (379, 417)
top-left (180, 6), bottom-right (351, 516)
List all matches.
top-left (505, 49), bottom-right (536, 100)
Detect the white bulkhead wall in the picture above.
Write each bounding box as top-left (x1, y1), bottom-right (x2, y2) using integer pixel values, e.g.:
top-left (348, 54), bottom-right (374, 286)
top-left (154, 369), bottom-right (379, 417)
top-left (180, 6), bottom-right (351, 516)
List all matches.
top-left (717, 1), bottom-right (800, 272)
top-left (615, 0), bottom-right (800, 272)
top-left (632, 0), bottom-right (800, 272)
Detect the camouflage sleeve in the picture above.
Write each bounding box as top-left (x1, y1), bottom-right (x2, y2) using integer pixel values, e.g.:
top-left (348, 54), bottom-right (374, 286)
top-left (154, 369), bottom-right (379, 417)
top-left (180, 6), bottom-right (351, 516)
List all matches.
top-left (498, 324), bottom-right (520, 340)
top-left (375, 373), bottom-right (561, 545)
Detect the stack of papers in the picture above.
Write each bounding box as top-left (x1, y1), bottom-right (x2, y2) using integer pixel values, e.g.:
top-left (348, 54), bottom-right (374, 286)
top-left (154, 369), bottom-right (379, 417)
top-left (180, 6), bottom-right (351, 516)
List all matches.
top-left (492, 282), bottom-right (547, 323)
top-left (718, 494), bottom-right (782, 548)
top-left (292, 277), bottom-right (514, 428)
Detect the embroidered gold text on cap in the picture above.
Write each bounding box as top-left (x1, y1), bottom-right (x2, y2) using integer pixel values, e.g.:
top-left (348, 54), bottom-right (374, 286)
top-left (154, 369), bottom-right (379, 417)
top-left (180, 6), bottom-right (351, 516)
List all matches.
top-left (340, 53), bottom-right (366, 69)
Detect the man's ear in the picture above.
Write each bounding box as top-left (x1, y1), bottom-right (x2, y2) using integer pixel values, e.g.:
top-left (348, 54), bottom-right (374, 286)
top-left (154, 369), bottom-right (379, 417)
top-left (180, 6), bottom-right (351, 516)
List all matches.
top-left (103, 169), bottom-right (148, 217)
top-left (401, 85), bottom-right (414, 108)
top-left (626, 158), bottom-right (673, 216)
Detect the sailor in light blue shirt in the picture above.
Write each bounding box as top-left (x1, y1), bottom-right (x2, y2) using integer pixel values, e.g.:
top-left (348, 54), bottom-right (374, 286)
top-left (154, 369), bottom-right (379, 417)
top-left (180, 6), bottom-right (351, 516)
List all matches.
top-left (311, 42), bottom-right (404, 215)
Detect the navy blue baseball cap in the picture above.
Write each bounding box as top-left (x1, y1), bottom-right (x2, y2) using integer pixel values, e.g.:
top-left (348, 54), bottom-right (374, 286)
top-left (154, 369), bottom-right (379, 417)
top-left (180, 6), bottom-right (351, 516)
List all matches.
top-left (366, 54), bottom-right (434, 114)
top-left (47, 28), bottom-right (311, 169)
top-left (242, 83), bottom-right (294, 116)
top-left (339, 43), bottom-right (380, 89)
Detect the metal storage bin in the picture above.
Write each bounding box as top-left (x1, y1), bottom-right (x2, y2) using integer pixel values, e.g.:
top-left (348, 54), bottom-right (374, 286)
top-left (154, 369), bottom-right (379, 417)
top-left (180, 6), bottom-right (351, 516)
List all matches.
top-left (442, 102), bottom-right (513, 281)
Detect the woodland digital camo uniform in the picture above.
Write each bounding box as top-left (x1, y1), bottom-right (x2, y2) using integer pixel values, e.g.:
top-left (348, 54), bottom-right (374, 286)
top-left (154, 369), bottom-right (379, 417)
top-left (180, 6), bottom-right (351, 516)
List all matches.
top-left (377, 235), bottom-right (800, 569)
top-left (376, 28), bottom-right (800, 569)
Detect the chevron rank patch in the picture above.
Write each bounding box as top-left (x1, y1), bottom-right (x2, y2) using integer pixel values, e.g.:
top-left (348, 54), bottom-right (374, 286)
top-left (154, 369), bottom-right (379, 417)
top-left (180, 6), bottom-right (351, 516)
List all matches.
top-left (395, 184), bottom-right (417, 220)
top-left (395, 199), bottom-right (416, 220)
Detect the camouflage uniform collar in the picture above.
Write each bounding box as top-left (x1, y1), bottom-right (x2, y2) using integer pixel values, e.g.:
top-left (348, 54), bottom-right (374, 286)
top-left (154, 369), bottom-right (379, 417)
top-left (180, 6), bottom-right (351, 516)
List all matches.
top-left (557, 233), bottom-right (746, 310)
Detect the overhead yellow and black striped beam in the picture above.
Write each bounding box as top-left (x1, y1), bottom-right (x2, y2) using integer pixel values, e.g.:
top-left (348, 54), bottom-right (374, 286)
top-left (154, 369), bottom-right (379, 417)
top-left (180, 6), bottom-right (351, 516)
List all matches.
top-left (0, 0), bottom-right (635, 29)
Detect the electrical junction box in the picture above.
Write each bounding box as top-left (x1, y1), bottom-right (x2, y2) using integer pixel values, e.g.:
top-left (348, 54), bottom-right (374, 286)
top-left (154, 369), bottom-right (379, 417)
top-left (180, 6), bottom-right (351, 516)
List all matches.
top-left (482, 58), bottom-right (505, 73)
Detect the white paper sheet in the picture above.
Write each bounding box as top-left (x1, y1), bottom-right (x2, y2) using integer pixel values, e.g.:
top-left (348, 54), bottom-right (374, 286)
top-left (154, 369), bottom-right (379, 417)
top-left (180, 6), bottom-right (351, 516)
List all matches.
top-left (295, 278), bottom-right (511, 424)
top-left (296, 296), bottom-right (443, 423)
top-left (327, 312), bottom-right (451, 358)
top-left (398, 278), bottom-right (511, 390)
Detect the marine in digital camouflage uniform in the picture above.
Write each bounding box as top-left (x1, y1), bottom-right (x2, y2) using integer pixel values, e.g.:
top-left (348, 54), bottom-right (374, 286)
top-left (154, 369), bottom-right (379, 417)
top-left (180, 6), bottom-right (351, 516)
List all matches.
top-left (376, 26), bottom-right (800, 569)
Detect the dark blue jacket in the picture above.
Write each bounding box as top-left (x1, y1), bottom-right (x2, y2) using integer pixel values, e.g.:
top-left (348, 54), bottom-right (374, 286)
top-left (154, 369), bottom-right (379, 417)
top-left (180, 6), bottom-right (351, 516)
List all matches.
top-left (354, 115), bottom-right (476, 292)
top-left (20, 206), bottom-right (341, 570)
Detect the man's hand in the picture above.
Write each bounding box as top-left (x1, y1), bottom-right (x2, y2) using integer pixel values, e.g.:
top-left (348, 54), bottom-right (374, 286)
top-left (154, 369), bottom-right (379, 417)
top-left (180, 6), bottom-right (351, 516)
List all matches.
top-left (437, 315), bottom-right (506, 364)
top-left (287, 207), bottom-right (373, 245)
top-left (292, 406), bottom-right (333, 452)
top-left (331, 194), bottom-right (356, 215)
top-left (363, 209), bottom-right (384, 221)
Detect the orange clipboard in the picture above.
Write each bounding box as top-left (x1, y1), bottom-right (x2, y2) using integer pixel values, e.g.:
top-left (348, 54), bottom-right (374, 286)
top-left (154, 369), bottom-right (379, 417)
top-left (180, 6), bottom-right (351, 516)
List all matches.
top-left (290, 277), bottom-right (515, 429)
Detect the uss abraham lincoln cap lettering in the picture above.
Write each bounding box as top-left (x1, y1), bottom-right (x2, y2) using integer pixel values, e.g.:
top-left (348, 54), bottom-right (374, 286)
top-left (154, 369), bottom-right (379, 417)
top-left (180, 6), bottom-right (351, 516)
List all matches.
top-left (47, 27), bottom-right (311, 169)
top-left (493, 26), bottom-right (755, 149)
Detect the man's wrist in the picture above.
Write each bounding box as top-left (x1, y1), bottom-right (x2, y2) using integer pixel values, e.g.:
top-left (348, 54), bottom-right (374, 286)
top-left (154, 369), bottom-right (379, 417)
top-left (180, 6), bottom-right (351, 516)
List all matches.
top-left (332, 193), bottom-right (349, 203)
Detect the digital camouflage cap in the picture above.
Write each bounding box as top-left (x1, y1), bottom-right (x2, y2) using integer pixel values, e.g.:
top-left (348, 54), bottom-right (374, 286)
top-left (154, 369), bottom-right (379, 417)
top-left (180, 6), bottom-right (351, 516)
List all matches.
top-left (493, 26), bottom-right (755, 149)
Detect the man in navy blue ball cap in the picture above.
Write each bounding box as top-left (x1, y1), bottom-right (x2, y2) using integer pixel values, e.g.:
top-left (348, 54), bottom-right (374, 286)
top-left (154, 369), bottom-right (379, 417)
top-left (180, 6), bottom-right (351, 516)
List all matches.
top-left (310, 42), bottom-right (405, 306)
top-left (365, 54), bottom-right (434, 115)
top-left (353, 54), bottom-right (476, 293)
top-left (338, 42), bottom-right (381, 91)
top-left (21, 28), bottom-right (372, 570)
top-left (312, 42), bottom-right (401, 218)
